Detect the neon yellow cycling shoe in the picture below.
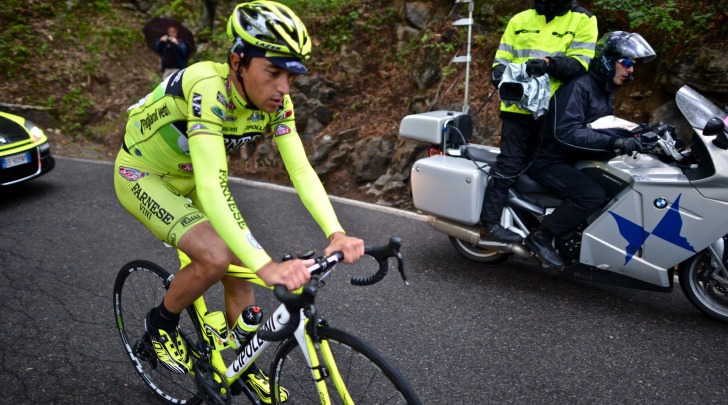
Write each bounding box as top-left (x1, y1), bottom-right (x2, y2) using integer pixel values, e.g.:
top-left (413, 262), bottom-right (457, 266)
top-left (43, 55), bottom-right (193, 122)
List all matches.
top-left (245, 370), bottom-right (289, 404)
top-left (145, 312), bottom-right (192, 374)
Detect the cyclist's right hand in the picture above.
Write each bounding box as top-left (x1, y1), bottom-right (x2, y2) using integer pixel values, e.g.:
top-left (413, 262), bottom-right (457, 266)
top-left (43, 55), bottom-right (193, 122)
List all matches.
top-left (256, 259), bottom-right (314, 291)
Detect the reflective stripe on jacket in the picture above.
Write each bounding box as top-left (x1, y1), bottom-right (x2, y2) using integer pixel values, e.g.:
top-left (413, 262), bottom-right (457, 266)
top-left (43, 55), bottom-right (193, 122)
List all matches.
top-left (493, 6), bottom-right (598, 116)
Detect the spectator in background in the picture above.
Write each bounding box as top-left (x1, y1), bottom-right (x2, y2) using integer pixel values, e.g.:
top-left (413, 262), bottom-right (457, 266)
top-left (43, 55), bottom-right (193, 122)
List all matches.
top-left (156, 25), bottom-right (188, 80)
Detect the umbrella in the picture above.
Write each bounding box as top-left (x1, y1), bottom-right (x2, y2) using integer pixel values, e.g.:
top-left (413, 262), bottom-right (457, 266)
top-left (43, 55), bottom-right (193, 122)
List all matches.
top-left (143, 17), bottom-right (196, 54)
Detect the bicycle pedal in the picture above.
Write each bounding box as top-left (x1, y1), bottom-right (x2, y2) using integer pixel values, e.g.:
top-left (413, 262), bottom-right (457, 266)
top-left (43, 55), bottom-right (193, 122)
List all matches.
top-left (133, 334), bottom-right (155, 362)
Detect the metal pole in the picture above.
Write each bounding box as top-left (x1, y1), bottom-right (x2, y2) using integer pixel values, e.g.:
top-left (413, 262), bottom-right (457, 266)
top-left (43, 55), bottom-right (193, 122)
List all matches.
top-left (463, 1), bottom-right (473, 113)
top-left (453, 0), bottom-right (474, 113)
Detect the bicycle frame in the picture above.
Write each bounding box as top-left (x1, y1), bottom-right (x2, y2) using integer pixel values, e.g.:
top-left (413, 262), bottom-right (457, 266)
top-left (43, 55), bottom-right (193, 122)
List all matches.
top-left (115, 237), bottom-right (416, 404)
top-left (180, 252), bottom-right (352, 403)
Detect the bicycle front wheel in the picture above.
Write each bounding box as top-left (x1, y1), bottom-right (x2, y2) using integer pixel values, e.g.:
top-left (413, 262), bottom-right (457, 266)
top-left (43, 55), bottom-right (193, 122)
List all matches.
top-left (113, 260), bottom-right (203, 405)
top-left (270, 326), bottom-right (421, 404)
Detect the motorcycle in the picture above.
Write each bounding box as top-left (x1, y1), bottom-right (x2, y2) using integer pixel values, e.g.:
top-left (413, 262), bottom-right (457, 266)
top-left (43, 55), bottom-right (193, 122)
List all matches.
top-left (399, 85), bottom-right (728, 323)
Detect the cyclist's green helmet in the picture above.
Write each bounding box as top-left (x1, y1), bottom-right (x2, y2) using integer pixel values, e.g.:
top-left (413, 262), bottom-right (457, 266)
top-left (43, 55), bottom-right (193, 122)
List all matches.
top-left (227, 1), bottom-right (311, 74)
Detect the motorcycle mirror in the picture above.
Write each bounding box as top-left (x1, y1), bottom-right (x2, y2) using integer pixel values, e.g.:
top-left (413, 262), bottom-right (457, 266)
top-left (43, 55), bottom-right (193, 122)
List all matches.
top-left (703, 117), bottom-right (724, 136)
top-left (705, 117), bottom-right (728, 149)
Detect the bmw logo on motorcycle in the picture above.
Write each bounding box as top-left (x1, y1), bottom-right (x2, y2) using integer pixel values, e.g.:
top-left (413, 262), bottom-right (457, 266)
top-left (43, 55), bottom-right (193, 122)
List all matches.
top-left (653, 197), bottom-right (668, 209)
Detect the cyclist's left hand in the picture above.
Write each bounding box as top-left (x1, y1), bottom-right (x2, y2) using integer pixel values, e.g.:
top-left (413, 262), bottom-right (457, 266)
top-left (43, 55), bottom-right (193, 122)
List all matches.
top-left (325, 232), bottom-right (364, 264)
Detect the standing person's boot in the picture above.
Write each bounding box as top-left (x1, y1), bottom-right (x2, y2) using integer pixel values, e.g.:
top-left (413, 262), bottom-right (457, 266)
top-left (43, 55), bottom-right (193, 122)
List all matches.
top-left (525, 226), bottom-right (565, 269)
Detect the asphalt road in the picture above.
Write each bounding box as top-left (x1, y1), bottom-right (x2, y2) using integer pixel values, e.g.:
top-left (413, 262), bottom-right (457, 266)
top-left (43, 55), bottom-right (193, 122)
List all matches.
top-left (1, 156), bottom-right (726, 404)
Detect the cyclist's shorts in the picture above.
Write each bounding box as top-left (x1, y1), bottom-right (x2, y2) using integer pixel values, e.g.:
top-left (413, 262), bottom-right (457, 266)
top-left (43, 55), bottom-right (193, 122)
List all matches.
top-left (114, 150), bottom-right (208, 247)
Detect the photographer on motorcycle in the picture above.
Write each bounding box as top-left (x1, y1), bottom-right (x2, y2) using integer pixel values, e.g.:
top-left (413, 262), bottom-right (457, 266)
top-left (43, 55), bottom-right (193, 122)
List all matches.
top-left (480, 0), bottom-right (598, 244)
top-left (525, 31), bottom-right (656, 269)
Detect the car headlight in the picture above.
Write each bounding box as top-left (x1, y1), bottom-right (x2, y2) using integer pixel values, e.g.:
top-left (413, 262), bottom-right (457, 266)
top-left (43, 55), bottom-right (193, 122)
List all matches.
top-left (29, 125), bottom-right (46, 142)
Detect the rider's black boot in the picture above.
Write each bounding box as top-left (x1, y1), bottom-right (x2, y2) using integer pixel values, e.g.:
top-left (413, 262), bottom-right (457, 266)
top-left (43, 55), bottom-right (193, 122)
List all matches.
top-left (480, 222), bottom-right (522, 243)
top-left (525, 227), bottom-right (565, 269)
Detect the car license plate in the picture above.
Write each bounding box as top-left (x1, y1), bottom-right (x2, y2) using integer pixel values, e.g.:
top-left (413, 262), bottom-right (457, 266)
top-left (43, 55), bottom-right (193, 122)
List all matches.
top-left (1, 152), bottom-right (31, 169)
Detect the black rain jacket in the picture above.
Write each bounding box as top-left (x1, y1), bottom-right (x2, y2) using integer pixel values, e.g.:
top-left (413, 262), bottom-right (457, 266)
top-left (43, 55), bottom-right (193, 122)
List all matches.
top-left (535, 71), bottom-right (623, 163)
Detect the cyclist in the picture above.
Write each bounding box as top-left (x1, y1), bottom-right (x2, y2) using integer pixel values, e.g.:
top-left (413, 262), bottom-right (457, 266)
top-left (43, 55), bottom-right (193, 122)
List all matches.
top-left (113, 0), bottom-right (364, 400)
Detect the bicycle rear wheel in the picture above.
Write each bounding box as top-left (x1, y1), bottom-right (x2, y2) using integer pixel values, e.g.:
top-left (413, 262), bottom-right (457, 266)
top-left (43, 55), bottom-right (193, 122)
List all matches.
top-left (270, 326), bottom-right (421, 404)
top-left (113, 260), bottom-right (203, 405)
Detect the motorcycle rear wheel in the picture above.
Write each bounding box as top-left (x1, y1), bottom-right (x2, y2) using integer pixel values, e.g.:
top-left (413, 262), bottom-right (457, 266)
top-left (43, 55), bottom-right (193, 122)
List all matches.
top-left (678, 249), bottom-right (728, 323)
top-left (449, 236), bottom-right (510, 264)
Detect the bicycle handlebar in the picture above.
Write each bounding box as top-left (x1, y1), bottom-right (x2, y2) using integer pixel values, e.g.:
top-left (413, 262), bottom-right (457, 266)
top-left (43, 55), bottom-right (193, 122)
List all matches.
top-left (256, 237), bottom-right (407, 342)
top-left (352, 236), bottom-right (408, 286)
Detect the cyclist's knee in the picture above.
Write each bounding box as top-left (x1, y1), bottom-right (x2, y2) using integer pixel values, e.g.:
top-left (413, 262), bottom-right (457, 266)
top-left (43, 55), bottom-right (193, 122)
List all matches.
top-left (179, 225), bottom-right (233, 279)
top-left (194, 247), bottom-right (232, 278)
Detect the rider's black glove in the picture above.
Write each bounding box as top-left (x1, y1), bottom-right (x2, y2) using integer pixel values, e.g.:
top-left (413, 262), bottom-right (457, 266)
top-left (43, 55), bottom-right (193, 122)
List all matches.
top-left (525, 59), bottom-right (548, 77)
top-left (612, 137), bottom-right (644, 156)
top-left (491, 64), bottom-right (506, 87)
top-left (638, 131), bottom-right (659, 151)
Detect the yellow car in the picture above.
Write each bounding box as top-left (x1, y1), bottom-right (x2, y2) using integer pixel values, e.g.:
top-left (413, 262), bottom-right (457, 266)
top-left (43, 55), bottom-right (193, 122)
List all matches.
top-left (0, 111), bottom-right (54, 186)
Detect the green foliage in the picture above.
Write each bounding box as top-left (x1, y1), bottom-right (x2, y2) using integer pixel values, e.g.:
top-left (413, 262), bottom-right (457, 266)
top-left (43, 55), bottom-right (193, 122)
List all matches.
top-left (420, 30), bottom-right (462, 55)
top-left (46, 89), bottom-right (96, 137)
top-left (66, 0), bottom-right (111, 13)
top-left (351, 97), bottom-right (372, 111)
top-left (315, 9), bottom-right (361, 51)
top-left (0, 1), bottom-right (52, 79)
top-left (0, 24), bottom-right (33, 75)
top-left (154, 0), bottom-right (198, 24)
top-left (0, 0), bottom-right (145, 139)
top-left (442, 65), bottom-right (456, 80)
top-left (276, 0), bottom-right (350, 15)
top-left (589, 0), bottom-right (725, 55)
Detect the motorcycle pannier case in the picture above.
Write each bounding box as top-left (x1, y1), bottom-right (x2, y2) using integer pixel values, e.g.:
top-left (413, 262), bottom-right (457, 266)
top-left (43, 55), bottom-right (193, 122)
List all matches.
top-left (410, 155), bottom-right (487, 225)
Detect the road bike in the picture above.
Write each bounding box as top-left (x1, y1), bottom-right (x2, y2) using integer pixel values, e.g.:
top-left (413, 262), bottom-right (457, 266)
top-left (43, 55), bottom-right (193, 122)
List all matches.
top-left (113, 236), bottom-right (422, 404)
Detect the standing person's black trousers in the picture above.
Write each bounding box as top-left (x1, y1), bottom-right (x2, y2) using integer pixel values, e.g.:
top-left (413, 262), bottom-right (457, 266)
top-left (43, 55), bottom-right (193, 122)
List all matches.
top-left (480, 115), bottom-right (542, 225)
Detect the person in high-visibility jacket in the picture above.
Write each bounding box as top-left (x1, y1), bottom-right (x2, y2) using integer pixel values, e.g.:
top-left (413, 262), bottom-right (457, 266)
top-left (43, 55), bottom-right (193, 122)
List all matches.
top-left (479, 0), bottom-right (598, 244)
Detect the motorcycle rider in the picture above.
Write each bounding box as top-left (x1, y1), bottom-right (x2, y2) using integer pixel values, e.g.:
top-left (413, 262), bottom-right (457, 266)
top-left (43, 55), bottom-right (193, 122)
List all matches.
top-left (525, 31), bottom-right (657, 268)
top-left (480, 0), bottom-right (598, 243)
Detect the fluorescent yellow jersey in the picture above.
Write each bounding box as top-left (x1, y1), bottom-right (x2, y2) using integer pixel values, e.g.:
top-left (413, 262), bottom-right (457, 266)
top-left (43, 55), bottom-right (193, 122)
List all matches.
top-left (493, 7), bottom-right (598, 115)
top-left (114, 61), bottom-right (344, 271)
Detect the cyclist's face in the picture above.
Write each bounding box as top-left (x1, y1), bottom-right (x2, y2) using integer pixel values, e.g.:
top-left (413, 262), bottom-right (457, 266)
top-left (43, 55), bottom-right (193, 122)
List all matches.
top-left (239, 57), bottom-right (295, 112)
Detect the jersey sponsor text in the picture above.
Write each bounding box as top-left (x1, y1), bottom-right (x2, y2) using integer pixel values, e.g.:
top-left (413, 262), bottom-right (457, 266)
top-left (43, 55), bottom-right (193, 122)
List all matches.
top-left (218, 169), bottom-right (247, 230)
top-left (131, 183), bottom-right (175, 224)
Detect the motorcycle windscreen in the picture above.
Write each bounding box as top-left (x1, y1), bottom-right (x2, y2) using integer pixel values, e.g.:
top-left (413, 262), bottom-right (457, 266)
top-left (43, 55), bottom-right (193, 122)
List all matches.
top-left (675, 85), bottom-right (725, 133)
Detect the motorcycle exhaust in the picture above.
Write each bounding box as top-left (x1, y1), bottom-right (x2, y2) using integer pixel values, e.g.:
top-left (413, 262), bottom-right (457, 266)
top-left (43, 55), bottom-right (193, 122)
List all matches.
top-left (426, 216), bottom-right (532, 259)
